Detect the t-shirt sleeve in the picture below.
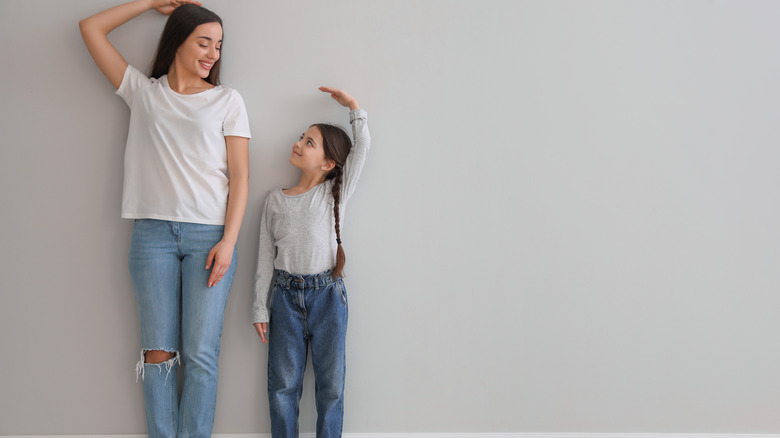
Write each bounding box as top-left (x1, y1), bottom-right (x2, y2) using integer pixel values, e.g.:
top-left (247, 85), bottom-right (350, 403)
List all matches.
top-left (115, 65), bottom-right (154, 108)
top-left (223, 90), bottom-right (252, 139)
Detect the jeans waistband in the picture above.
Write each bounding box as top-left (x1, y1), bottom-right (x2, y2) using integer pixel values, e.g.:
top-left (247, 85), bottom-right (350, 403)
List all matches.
top-left (275, 269), bottom-right (335, 289)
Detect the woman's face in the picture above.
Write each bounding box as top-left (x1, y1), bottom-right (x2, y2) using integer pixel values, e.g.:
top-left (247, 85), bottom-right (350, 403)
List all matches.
top-left (175, 22), bottom-right (222, 79)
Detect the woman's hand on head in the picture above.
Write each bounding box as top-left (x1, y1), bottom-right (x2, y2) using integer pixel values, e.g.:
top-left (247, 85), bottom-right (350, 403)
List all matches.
top-left (254, 323), bottom-right (268, 343)
top-left (150, 0), bottom-right (202, 16)
top-left (205, 239), bottom-right (233, 288)
top-left (319, 87), bottom-right (359, 110)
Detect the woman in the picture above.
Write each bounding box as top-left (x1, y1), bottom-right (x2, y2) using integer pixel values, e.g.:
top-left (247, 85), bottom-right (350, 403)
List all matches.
top-left (79, 1), bottom-right (251, 437)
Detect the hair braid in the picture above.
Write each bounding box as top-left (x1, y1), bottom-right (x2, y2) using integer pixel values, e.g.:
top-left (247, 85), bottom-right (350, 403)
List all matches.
top-left (331, 165), bottom-right (345, 278)
top-left (313, 123), bottom-right (352, 279)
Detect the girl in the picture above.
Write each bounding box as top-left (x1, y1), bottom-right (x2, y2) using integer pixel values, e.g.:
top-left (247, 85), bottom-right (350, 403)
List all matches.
top-left (252, 87), bottom-right (370, 438)
top-left (79, 1), bottom-right (251, 437)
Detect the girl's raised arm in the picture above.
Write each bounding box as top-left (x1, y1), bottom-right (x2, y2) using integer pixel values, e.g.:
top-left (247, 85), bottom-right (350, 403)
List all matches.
top-left (319, 87), bottom-right (370, 202)
top-left (79, 0), bottom-right (200, 89)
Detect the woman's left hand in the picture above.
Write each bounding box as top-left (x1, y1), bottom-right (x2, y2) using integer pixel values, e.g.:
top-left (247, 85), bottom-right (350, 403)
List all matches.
top-left (206, 240), bottom-right (234, 287)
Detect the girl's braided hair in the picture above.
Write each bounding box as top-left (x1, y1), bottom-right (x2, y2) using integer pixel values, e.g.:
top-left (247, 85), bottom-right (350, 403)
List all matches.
top-left (312, 123), bottom-right (353, 278)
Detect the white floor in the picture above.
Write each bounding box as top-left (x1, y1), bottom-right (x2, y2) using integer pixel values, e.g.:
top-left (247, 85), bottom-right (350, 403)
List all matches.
top-left (3, 433), bottom-right (780, 438)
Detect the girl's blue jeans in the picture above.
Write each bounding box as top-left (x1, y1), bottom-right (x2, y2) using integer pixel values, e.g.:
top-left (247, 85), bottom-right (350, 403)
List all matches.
top-left (129, 219), bottom-right (237, 438)
top-left (268, 269), bottom-right (348, 438)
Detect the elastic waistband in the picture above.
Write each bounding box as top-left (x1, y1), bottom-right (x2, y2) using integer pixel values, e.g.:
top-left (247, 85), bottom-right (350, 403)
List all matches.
top-left (275, 269), bottom-right (336, 289)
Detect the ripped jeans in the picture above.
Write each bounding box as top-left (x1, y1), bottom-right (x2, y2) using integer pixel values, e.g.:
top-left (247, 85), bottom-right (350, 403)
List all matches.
top-left (129, 219), bottom-right (237, 438)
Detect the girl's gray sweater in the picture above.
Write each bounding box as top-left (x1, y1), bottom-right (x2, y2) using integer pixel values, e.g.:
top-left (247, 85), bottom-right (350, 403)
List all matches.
top-left (252, 109), bottom-right (370, 323)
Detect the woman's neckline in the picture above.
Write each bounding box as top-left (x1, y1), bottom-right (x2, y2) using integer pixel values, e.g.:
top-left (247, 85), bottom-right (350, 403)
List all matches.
top-left (161, 75), bottom-right (218, 96)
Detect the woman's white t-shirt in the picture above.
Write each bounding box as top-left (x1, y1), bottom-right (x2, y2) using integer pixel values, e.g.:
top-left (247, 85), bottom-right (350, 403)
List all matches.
top-left (116, 65), bottom-right (251, 225)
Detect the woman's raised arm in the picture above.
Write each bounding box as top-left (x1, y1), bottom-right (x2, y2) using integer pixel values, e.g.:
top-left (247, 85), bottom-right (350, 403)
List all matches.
top-left (79, 0), bottom-right (200, 89)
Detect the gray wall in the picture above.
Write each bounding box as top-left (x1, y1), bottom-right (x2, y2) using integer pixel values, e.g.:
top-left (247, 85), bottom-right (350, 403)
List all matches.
top-left (1, 0), bottom-right (779, 434)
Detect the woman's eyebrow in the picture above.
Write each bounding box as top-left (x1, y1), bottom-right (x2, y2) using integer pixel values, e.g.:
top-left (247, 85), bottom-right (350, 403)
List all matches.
top-left (197, 36), bottom-right (223, 43)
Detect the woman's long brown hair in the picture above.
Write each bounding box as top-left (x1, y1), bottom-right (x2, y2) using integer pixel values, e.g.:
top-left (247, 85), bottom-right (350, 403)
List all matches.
top-left (150, 4), bottom-right (223, 86)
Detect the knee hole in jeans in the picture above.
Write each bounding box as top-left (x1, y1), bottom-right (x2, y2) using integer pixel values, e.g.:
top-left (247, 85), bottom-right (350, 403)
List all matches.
top-left (145, 350), bottom-right (177, 364)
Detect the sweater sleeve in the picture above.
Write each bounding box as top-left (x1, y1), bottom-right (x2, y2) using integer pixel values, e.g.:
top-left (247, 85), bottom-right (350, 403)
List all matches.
top-left (252, 195), bottom-right (276, 324)
top-left (341, 109), bottom-right (370, 202)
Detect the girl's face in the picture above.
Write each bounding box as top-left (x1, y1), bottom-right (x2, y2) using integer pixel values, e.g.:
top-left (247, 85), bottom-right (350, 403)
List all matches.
top-left (174, 22), bottom-right (222, 79)
top-left (290, 126), bottom-right (335, 173)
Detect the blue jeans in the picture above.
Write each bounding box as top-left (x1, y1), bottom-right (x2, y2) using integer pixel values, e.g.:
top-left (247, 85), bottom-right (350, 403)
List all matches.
top-left (129, 219), bottom-right (237, 438)
top-left (268, 269), bottom-right (348, 438)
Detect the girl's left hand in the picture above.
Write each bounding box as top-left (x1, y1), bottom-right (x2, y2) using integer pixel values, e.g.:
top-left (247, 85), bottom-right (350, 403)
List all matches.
top-left (206, 240), bottom-right (233, 287)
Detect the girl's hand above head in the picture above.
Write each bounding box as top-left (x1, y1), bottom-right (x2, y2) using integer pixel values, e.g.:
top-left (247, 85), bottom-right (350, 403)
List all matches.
top-left (319, 87), bottom-right (359, 110)
top-left (151, 0), bottom-right (202, 16)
